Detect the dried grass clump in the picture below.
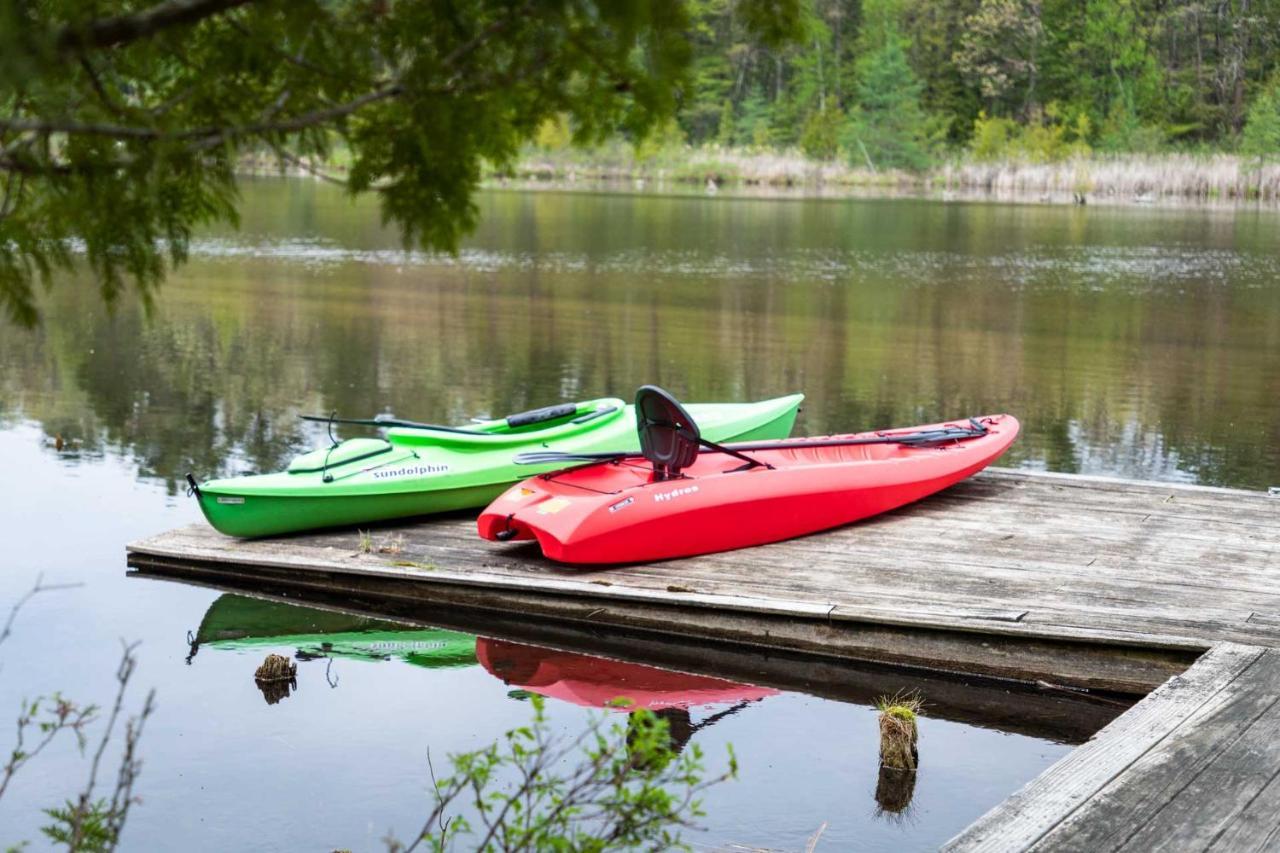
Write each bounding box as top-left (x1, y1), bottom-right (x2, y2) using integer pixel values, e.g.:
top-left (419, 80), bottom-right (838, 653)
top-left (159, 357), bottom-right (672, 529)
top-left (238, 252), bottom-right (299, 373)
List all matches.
top-left (876, 692), bottom-right (922, 771)
top-left (255, 653), bottom-right (297, 682)
top-left (875, 691), bottom-right (924, 816)
top-left (254, 653), bottom-right (298, 705)
top-left (377, 533), bottom-right (405, 555)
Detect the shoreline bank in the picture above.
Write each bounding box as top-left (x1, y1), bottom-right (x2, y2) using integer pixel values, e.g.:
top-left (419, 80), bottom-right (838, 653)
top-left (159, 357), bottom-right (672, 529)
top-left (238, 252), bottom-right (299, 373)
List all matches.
top-left (505, 148), bottom-right (1280, 209)
top-left (237, 148), bottom-right (1280, 211)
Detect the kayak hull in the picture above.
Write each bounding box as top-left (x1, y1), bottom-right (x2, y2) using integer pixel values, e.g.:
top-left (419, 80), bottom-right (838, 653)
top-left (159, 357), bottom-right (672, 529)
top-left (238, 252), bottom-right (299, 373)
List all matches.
top-left (194, 394), bottom-right (803, 538)
top-left (194, 481), bottom-right (505, 539)
top-left (478, 414), bottom-right (1019, 565)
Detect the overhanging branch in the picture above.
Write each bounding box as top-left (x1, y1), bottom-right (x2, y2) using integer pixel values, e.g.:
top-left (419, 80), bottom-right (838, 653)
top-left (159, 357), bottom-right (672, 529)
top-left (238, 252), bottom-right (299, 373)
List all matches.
top-left (56, 0), bottom-right (257, 52)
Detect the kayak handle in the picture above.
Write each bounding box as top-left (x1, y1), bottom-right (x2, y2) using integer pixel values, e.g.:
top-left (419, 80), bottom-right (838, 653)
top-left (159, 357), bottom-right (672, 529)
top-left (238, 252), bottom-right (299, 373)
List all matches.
top-left (495, 514), bottom-right (520, 541)
top-left (571, 405), bottom-right (619, 425)
top-left (505, 403), bottom-right (578, 428)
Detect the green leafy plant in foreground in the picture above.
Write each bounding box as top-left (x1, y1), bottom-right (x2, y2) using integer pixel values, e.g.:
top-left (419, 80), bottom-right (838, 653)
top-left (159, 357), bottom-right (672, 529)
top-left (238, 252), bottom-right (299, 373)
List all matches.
top-left (388, 696), bottom-right (737, 852)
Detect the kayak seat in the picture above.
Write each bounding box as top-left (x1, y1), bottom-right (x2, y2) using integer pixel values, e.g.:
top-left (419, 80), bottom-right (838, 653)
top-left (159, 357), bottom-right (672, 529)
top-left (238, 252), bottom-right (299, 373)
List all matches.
top-left (635, 385), bottom-right (701, 481)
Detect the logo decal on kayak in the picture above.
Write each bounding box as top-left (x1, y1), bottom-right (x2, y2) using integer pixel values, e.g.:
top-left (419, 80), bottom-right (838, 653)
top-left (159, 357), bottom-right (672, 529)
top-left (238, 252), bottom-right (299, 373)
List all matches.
top-left (216, 496), bottom-right (245, 505)
top-left (536, 497), bottom-right (572, 515)
top-left (653, 485), bottom-right (699, 503)
top-left (609, 497), bottom-right (634, 513)
top-left (371, 463), bottom-right (450, 480)
top-left (505, 487), bottom-right (536, 501)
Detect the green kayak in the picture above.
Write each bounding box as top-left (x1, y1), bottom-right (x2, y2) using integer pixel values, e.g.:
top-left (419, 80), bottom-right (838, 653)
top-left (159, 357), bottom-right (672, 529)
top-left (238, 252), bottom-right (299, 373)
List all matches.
top-left (189, 392), bottom-right (803, 537)
top-left (193, 594), bottom-right (477, 669)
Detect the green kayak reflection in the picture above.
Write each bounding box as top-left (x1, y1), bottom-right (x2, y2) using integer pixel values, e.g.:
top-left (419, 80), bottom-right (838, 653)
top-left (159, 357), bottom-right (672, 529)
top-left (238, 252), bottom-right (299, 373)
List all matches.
top-left (191, 594), bottom-right (477, 669)
top-left (192, 596), bottom-right (778, 740)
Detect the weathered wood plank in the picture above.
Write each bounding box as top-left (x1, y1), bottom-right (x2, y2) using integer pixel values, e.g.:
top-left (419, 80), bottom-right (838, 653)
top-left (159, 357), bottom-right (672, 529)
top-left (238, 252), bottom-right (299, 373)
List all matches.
top-left (1030, 649), bottom-right (1280, 851)
top-left (1208, 768), bottom-right (1280, 851)
top-left (127, 554), bottom-right (1192, 692)
top-left (132, 522), bottom-right (1221, 653)
top-left (943, 643), bottom-right (1268, 853)
top-left (128, 468), bottom-right (1280, 658)
top-left (134, 570), bottom-right (1134, 743)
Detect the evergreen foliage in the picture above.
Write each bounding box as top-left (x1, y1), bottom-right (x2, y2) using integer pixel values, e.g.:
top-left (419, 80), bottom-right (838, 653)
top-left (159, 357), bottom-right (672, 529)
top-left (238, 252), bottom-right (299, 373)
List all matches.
top-left (1243, 76), bottom-right (1280, 160)
top-left (842, 30), bottom-right (936, 170)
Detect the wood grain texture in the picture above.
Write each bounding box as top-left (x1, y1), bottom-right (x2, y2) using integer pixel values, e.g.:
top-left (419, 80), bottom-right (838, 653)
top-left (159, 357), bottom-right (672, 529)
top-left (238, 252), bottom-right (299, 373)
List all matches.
top-left (129, 468), bottom-right (1280, 654)
top-left (944, 643), bottom-right (1268, 852)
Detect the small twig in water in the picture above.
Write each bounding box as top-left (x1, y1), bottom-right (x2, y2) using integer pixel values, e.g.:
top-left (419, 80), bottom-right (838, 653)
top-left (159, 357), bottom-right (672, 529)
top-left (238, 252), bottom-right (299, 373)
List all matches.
top-left (1, 573), bottom-right (85, 648)
top-left (805, 820), bottom-right (829, 853)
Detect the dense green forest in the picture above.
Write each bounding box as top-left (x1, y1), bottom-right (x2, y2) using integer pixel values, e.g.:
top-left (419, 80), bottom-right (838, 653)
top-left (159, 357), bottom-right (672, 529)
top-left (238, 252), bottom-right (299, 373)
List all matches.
top-left (580, 0), bottom-right (1280, 167)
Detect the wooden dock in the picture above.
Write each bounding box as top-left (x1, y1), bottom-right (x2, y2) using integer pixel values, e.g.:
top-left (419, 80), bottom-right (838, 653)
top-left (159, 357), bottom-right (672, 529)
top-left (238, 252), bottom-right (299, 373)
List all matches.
top-left (947, 642), bottom-right (1280, 852)
top-left (127, 467), bottom-right (1280, 850)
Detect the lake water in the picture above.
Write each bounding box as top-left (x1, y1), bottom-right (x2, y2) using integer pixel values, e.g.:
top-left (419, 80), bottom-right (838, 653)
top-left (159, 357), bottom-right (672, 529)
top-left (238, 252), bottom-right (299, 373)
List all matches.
top-left (2, 180), bottom-right (1277, 850)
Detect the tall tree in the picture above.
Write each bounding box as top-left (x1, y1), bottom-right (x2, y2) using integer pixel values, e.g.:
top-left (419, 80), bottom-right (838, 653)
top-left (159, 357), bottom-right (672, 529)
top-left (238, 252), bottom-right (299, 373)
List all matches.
top-left (953, 0), bottom-right (1045, 119)
top-left (843, 21), bottom-right (936, 170)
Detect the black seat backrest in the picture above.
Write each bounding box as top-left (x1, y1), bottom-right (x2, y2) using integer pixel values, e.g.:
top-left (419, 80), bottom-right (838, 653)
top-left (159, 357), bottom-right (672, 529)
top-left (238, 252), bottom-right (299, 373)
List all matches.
top-left (635, 385), bottom-right (701, 480)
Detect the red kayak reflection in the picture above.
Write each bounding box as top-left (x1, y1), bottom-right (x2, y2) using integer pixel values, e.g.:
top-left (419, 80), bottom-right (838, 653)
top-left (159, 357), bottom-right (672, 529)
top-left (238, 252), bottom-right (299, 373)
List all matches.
top-left (477, 638), bottom-right (778, 711)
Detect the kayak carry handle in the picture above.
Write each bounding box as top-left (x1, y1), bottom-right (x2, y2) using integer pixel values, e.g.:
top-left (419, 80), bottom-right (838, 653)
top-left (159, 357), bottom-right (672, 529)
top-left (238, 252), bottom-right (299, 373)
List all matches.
top-left (495, 514), bottom-right (520, 541)
top-left (505, 403), bottom-right (578, 428)
top-left (571, 405), bottom-right (619, 425)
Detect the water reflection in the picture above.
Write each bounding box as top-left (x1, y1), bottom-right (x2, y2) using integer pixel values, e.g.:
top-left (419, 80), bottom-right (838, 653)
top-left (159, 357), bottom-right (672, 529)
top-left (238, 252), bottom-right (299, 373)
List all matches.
top-left (3, 182), bottom-right (1278, 491)
top-left (147, 587), bottom-right (1086, 848)
top-left (191, 594), bottom-right (478, 670)
top-left (478, 637), bottom-right (777, 758)
top-left (191, 595), bottom-right (779, 742)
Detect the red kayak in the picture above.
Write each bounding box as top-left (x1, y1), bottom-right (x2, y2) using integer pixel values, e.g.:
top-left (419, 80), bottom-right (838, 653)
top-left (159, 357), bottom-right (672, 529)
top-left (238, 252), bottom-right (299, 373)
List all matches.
top-left (478, 386), bottom-right (1019, 565)
top-left (476, 638), bottom-right (778, 711)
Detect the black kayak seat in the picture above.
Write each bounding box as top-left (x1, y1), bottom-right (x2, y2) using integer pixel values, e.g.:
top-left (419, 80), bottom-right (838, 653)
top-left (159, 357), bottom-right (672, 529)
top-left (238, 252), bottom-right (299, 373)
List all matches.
top-left (635, 385), bottom-right (702, 480)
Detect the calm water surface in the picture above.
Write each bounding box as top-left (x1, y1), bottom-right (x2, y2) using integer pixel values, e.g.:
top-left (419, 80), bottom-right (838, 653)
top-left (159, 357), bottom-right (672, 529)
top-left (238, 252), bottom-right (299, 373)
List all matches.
top-left (2, 181), bottom-right (1278, 850)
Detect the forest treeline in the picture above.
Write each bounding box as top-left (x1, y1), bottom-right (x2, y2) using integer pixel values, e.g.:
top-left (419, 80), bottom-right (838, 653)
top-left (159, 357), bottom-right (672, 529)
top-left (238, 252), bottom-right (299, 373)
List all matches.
top-left (535, 0), bottom-right (1280, 169)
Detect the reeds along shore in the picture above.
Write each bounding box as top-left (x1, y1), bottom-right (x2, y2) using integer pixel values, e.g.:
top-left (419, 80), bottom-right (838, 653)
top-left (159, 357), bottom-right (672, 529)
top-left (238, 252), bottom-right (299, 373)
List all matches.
top-left (504, 148), bottom-right (1280, 205)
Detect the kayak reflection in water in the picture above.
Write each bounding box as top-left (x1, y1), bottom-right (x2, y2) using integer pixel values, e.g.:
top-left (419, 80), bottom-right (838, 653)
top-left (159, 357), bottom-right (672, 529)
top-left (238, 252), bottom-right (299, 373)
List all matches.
top-left (476, 637), bottom-right (778, 759)
top-left (187, 595), bottom-right (480, 705)
top-left (189, 594), bottom-right (478, 671)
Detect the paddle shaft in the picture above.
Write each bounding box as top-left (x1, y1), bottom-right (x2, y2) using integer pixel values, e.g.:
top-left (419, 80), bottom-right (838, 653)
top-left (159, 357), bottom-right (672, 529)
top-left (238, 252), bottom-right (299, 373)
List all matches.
top-left (515, 422), bottom-right (991, 465)
top-left (299, 414), bottom-right (477, 435)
